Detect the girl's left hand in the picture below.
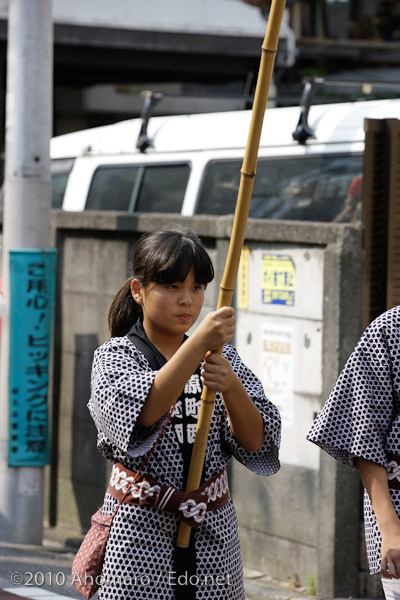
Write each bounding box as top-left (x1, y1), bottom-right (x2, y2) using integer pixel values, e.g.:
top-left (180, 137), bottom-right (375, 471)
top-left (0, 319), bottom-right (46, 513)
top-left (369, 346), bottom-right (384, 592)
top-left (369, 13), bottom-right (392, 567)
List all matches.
top-left (200, 350), bottom-right (265, 452)
top-left (200, 352), bottom-right (234, 393)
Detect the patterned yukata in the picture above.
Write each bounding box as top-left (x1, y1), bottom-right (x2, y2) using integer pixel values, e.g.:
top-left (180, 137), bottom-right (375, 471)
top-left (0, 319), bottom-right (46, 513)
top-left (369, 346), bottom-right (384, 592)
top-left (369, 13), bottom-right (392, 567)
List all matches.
top-left (307, 306), bottom-right (400, 575)
top-left (88, 327), bottom-right (281, 600)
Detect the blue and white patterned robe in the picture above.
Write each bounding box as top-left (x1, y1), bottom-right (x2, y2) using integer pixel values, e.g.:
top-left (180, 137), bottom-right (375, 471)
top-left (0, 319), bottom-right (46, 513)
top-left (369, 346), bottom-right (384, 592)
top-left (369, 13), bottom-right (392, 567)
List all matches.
top-left (88, 335), bottom-right (281, 600)
top-left (307, 306), bottom-right (400, 574)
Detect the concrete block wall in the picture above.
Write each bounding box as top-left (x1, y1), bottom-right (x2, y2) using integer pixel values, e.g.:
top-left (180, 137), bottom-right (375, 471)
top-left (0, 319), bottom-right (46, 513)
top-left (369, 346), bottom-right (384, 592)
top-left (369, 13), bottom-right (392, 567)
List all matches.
top-left (48, 211), bottom-right (366, 597)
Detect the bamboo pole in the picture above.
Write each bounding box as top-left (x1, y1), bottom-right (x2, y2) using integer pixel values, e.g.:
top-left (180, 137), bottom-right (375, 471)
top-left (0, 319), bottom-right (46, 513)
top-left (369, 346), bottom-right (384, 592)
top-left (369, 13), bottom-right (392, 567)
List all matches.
top-left (176, 0), bottom-right (287, 548)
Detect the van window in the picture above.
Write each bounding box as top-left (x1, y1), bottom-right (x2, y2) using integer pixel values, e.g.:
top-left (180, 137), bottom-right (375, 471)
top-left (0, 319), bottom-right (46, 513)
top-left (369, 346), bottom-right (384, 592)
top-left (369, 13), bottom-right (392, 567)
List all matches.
top-left (134, 165), bottom-right (190, 213)
top-left (51, 158), bottom-right (74, 209)
top-left (196, 155), bottom-right (364, 223)
top-left (85, 163), bottom-right (190, 213)
top-left (86, 165), bottom-right (139, 211)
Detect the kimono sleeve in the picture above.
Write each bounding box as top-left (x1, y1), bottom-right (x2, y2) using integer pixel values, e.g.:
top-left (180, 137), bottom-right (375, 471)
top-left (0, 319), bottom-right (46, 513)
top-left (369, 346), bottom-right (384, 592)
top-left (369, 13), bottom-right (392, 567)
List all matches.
top-left (220, 345), bottom-right (281, 475)
top-left (88, 337), bottom-right (166, 456)
top-left (307, 312), bottom-right (397, 468)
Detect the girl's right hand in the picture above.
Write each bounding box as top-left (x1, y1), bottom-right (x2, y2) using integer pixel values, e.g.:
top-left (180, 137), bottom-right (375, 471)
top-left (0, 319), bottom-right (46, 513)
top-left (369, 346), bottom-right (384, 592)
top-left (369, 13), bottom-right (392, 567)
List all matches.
top-left (195, 306), bottom-right (236, 352)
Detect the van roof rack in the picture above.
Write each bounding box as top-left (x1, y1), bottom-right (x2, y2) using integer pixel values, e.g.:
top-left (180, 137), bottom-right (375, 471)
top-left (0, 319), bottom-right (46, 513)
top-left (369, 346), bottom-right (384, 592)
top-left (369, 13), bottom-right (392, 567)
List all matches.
top-left (292, 76), bottom-right (400, 144)
top-left (136, 90), bottom-right (164, 153)
top-left (292, 77), bottom-right (324, 145)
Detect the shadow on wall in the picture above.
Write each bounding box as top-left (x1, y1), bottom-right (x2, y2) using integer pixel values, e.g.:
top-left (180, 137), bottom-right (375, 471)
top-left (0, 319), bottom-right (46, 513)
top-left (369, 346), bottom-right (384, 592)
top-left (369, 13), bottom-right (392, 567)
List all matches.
top-left (72, 334), bottom-right (106, 530)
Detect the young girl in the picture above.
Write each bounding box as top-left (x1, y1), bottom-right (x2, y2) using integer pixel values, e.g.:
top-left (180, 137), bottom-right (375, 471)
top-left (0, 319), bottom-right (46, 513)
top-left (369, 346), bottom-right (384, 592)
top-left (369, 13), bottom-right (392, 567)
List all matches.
top-left (307, 306), bottom-right (400, 600)
top-left (88, 226), bottom-right (281, 600)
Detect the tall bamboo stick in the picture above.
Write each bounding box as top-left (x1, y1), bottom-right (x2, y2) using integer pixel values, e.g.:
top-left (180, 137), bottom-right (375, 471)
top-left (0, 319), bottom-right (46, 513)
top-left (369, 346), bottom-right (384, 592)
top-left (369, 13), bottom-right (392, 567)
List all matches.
top-left (176, 0), bottom-right (287, 548)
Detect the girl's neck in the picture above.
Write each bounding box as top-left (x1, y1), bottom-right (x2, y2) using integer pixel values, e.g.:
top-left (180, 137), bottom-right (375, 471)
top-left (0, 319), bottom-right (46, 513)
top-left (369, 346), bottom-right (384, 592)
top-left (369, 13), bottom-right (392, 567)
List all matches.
top-left (143, 325), bottom-right (184, 360)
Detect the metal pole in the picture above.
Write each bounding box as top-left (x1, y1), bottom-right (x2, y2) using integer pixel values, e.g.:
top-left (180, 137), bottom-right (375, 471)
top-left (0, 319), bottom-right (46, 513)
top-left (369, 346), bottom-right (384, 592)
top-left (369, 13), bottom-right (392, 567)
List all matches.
top-left (0, 0), bottom-right (53, 544)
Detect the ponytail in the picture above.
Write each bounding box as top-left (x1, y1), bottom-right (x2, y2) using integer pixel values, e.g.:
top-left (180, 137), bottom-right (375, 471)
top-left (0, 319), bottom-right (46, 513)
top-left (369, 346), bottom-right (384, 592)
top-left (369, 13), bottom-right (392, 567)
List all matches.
top-left (108, 278), bottom-right (141, 338)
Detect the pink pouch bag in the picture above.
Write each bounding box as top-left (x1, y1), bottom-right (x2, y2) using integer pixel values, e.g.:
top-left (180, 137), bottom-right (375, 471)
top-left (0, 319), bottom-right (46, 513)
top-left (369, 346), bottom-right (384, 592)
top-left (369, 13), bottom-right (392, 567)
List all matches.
top-left (71, 399), bottom-right (177, 598)
top-left (71, 506), bottom-right (113, 598)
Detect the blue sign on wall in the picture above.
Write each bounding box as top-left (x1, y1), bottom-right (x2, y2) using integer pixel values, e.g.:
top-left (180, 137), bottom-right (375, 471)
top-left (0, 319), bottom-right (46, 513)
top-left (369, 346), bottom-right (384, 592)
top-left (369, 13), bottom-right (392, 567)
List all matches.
top-left (8, 249), bottom-right (57, 467)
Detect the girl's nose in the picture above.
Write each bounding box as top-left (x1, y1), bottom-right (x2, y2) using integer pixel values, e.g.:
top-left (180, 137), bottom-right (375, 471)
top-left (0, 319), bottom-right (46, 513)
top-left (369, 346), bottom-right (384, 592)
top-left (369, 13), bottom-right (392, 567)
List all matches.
top-left (179, 289), bottom-right (193, 305)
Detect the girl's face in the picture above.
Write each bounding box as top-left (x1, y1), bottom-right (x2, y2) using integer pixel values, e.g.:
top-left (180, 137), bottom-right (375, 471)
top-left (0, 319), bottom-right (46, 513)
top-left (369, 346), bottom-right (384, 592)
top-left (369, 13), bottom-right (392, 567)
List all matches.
top-left (131, 267), bottom-right (205, 342)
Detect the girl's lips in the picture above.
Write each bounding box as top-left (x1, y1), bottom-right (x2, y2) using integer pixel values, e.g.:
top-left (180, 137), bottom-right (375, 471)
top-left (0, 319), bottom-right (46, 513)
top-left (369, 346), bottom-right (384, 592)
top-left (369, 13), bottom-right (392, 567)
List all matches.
top-left (177, 314), bottom-right (191, 321)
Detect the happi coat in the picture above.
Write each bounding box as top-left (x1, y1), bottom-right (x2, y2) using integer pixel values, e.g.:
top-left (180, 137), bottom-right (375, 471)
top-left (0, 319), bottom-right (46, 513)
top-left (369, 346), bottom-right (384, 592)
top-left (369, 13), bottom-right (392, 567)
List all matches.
top-left (88, 333), bottom-right (281, 600)
top-left (307, 305), bottom-right (400, 575)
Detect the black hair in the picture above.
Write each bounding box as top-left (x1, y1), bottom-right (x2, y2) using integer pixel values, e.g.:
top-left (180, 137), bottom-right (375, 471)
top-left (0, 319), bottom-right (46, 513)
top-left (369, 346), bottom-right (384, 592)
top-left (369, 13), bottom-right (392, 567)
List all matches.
top-left (108, 226), bottom-right (214, 337)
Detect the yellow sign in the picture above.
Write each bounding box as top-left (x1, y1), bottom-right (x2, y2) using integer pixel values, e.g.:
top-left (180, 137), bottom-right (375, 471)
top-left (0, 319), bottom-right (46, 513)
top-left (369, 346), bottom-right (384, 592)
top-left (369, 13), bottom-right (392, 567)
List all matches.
top-left (237, 247), bottom-right (250, 309)
top-left (262, 254), bottom-right (295, 306)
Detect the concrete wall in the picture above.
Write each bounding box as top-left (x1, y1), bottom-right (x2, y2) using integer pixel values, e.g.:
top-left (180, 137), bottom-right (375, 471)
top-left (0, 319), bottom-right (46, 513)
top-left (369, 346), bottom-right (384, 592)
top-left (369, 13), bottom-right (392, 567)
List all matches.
top-left (48, 211), bottom-right (367, 597)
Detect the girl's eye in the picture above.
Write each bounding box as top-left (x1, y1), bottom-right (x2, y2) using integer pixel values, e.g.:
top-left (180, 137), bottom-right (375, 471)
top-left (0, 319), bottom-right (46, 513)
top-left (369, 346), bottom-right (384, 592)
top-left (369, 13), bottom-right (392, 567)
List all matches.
top-left (193, 284), bottom-right (204, 291)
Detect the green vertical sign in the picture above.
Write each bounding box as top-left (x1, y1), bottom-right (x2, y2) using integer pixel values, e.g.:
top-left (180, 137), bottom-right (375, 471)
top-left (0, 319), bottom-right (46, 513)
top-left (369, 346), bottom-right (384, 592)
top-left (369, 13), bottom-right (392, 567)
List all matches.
top-left (8, 249), bottom-right (57, 466)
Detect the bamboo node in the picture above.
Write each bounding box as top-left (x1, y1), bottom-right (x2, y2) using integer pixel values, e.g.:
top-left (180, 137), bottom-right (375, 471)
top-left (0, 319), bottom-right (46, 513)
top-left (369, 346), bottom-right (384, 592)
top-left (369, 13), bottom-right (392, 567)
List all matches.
top-left (240, 169), bottom-right (256, 179)
top-left (261, 46), bottom-right (277, 54)
top-left (202, 397), bottom-right (216, 405)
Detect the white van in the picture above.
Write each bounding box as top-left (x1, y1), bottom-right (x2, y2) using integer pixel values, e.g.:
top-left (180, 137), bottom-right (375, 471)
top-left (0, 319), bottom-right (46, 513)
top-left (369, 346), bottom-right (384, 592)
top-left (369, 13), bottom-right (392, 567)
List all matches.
top-left (50, 97), bottom-right (400, 223)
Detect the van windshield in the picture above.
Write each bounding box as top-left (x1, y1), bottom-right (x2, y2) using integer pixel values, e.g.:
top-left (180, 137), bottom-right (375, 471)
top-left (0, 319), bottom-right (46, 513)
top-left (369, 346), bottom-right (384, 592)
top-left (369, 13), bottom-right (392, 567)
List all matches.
top-left (196, 154), bottom-right (363, 223)
top-left (85, 163), bottom-right (190, 213)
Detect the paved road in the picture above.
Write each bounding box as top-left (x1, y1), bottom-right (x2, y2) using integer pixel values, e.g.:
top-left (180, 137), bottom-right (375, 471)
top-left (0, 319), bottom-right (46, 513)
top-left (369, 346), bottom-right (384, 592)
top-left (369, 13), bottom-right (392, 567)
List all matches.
top-left (0, 538), bottom-right (313, 600)
top-left (0, 541), bottom-right (80, 600)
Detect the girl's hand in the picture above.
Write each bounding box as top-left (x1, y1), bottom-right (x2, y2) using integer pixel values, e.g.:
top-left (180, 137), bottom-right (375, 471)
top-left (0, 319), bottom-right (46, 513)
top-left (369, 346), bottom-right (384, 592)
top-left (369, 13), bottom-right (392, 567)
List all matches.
top-left (200, 352), bottom-right (235, 393)
top-left (201, 349), bottom-right (265, 452)
top-left (381, 521), bottom-right (400, 578)
top-left (358, 457), bottom-right (400, 579)
top-left (194, 306), bottom-right (236, 352)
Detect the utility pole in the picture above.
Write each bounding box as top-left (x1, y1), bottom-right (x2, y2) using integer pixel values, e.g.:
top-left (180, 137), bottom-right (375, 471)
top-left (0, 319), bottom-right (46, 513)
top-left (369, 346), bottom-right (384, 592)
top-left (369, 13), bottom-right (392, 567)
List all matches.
top-left (0, 0), bottom-right (53, 544)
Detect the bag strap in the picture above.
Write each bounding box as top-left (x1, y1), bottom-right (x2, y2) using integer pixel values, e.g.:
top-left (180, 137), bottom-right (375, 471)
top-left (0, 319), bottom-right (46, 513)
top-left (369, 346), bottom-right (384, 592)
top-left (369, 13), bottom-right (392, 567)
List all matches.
top-left (110, 395), bottom-right (177, 519)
